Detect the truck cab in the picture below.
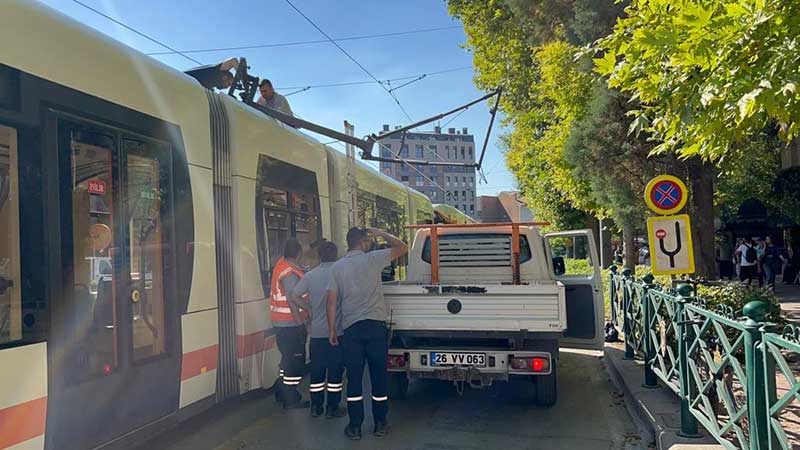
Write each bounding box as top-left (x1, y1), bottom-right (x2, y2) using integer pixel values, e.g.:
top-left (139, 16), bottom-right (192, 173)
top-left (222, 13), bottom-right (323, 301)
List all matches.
top-left (383, 223), bottom-right (603, 406)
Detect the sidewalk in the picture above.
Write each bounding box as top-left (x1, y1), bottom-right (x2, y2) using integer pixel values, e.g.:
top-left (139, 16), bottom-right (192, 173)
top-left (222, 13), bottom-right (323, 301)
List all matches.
top-left (775, 280), bottom-right (800, 321)
top-left (604, 343), bottom-right (723, 450)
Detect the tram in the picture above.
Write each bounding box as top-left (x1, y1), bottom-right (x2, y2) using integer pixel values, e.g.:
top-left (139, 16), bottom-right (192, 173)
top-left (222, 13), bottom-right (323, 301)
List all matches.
top-left (433, 203), bottom-right (477, 224)
top-left (0, 2), bottom-right (433, 449)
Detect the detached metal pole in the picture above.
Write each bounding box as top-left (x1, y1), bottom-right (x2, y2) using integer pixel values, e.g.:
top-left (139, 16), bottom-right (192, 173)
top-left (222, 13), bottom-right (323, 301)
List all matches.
top-left (641, 274), bottom-right (658, 388)
top-left (742, 300), bottom-right (770, 450)
top-left (675, 284), bottom-right (700, 437)
top-left (622, 268), bottom-right (634, 359)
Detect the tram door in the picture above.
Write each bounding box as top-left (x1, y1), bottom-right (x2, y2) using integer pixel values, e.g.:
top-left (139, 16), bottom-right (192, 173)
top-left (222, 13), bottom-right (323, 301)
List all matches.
top-left (46, 117), bottom-right (182, 450)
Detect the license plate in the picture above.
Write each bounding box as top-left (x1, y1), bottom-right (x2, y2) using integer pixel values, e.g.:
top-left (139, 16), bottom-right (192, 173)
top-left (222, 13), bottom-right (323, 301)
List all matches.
top-left (430, 352), bottom-right (486, 367)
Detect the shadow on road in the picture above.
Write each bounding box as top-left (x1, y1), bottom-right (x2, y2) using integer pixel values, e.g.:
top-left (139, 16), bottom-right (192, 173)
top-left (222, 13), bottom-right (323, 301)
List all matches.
top-left (136, 350), bottom-right (643, 450)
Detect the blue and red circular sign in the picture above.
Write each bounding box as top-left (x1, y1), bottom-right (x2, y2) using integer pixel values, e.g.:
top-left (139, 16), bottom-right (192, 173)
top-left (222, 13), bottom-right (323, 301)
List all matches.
top-left (644, 175), bottom-right (688, 215)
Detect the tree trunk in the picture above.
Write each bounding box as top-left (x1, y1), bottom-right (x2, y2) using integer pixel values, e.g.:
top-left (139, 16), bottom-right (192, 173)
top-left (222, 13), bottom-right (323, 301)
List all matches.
top-left (599, 218), bottom-right (614, 269)
top-left (623, 220), bottom-right (637, 271)
top-left (687, 158), bottom-right (717, 279)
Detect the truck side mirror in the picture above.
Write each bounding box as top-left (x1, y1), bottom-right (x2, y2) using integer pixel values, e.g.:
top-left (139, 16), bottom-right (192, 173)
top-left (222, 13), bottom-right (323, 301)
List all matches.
top-left (552, 256), bottom-right (565, 276)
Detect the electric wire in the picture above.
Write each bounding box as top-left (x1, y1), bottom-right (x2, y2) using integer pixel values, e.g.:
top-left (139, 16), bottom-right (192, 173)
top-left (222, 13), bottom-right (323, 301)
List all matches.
top-left (145, 25), bottom-right (462, 55)
top-left (277, 65), bottom-right (471, 92)
top-left (283, 0), bottom-right (414, 122)
top-left (70, 0), bottom-right (203, 66)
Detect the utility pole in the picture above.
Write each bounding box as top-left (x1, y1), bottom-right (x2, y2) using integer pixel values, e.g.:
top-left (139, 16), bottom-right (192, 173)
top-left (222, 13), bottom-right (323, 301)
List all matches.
top-left (344, 120), bottom-right (357, 227)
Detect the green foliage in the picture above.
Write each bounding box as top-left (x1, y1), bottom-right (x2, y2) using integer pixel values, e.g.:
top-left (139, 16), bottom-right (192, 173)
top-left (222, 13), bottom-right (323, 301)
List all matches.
top-left (564, 83), bottom-right (677, 229)
top-left (596, 0), bottom-right (800, 161)
top-left (715, 130), bottom-right (783, 214)
top-left (563, 258), bottom-right (591, 275)
top-left (696, 283), bottom-right (782, 324)
top-left (448, 0), bottom-right (620, 227)
top-left (771, 167), bottom-right (800, 224)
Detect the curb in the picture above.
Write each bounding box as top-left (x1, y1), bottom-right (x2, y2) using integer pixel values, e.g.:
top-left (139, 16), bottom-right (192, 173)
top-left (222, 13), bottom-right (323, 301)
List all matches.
top-left (603, 343), bottom-right (723, 450)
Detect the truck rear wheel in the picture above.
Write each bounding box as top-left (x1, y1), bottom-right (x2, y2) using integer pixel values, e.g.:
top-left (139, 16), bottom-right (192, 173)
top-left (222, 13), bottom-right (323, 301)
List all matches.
top-left (388, 372), bottom-right (409, 399)
top-left (535, 366), bottom-right (557, 407)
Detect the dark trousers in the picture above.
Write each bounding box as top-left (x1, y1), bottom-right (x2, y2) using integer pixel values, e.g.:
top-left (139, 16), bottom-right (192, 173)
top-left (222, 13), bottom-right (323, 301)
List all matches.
top-left (343, 320), bottom-right (389, 428)
top-left (275, 325), bottom-right (307, 404)
top-left (740, 265), bottom-right (758, 285)
top-left (309, 337), bottom-right (344, 409)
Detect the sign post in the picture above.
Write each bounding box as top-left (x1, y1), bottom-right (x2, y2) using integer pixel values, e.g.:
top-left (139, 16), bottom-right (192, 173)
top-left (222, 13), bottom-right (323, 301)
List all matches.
top-left (644, 175), bottom-right (695, 276)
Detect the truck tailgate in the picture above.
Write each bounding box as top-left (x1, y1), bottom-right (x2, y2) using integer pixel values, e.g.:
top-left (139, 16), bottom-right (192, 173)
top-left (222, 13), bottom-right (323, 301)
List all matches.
top-left (384, 282), bottom-right (566, 333)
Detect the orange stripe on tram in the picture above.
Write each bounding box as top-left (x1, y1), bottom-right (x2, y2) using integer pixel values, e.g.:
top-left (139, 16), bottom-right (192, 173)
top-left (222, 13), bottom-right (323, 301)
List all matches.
top-left (0, 396), bottom-right (48, 449)
top-left (236, 331), bottom-right (277, 359)
top-left (180, 345), bottom-right (219, 381)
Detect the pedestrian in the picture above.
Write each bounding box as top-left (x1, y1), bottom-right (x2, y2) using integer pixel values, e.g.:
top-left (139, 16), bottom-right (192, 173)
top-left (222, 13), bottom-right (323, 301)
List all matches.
top-left (257, 79), bottom-right (294, 116)
top-left (290, 241), bottom-right (347, 419)
top-left (326, 227), bottom-right (408, 440)
top-left (761, 236), bottom-right (785, 289)
top-left (736, 237), bottom-right (758, 285)
top-left (756, 238), bottom-right (767, 287)
top-left (269, 238), bottom-right (310, 409)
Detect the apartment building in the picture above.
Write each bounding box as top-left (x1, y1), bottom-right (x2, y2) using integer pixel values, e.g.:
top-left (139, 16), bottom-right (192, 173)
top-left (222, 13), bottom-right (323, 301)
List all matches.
top-left (378, 125), bottom-right (477, 215)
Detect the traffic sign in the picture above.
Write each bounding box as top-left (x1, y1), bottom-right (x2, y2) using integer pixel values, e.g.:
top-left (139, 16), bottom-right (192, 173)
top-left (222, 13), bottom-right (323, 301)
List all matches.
top-left (644, 175), bottom-right (688, 215)
top-left (647, 214), bottom-right (695, 275)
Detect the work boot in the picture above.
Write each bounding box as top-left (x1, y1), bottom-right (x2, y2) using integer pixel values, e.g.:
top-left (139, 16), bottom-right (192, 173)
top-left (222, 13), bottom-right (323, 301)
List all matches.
top-left (326, 405), bottom-right (347, 418)
top-left (310, 405), bottom-right (324, 417)
top-left (344, 425), bottom-right (362, 440)
top-left (373, 421), bottom-right (389, 437)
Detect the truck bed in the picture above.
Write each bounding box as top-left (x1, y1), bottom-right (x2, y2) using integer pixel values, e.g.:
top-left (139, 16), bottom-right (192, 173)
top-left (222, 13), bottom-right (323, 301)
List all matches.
top-left (383, 282), bottom-right (566, 333)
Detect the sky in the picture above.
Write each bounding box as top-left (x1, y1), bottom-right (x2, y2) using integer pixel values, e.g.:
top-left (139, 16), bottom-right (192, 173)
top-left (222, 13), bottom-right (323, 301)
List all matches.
top-left (38, 0), bottom-right (516, 196)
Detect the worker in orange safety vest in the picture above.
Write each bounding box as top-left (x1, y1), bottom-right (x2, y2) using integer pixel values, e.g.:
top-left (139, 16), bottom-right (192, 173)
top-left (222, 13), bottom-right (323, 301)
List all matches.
top-left (270, 238), bottom-right (310, 409)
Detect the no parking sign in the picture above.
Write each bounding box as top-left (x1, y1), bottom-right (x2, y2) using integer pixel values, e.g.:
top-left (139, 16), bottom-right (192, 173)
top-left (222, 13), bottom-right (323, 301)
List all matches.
top-left (644, 175), bottom-right (695, 275)
top-left (644, 175), bottom-right (688, 215)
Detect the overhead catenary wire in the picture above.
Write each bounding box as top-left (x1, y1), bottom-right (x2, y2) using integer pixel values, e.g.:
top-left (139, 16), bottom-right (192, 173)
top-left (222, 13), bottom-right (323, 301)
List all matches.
top-left (145, 25), bottom-right (462, 55)
top-left (283, 0), bottom-right (414, 122)
top-left (332, 140), bottom-right (452, 200)
top-left (277, 65), bottom-right (472, 93)
top-left (70, 0), bottom-right (203, 66)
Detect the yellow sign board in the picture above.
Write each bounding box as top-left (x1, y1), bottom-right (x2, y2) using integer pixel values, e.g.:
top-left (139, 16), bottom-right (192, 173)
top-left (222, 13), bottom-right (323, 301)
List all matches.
top-left (647, 214), bottom-right (695, 275)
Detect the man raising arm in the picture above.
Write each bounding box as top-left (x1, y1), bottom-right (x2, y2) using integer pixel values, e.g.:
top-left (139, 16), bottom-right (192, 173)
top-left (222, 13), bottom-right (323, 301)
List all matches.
top-left (326, 227), bottom-right (408, 440)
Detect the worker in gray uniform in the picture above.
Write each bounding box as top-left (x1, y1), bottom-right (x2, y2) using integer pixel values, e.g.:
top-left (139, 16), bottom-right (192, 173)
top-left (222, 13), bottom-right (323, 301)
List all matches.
top-left (326, 227), bottom-right (408, 440)
top-left (290, 241), bottom-right (347, 418)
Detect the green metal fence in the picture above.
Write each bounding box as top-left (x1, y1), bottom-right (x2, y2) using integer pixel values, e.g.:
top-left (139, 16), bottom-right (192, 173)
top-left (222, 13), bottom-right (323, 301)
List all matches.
top-left (609, 267), bottom-right (800, 450)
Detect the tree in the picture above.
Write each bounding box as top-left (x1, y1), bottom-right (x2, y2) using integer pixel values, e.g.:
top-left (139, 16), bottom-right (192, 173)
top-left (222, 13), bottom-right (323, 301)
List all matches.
top-left (595, 0), bottom-right (800, 161)
top-left (448, 0), bottom-right (604, 228)
top-left (565, 83), bottom-right (677, 268)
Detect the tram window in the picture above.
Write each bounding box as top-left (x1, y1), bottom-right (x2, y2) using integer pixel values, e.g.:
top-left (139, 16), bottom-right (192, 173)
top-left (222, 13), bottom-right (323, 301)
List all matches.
top-left (256, 156), bottom-right (321, 287)
top-left (125, 141), bottom-right (170, 361)
top-left (295, 213), bottom-right (321, 268)
top-left (263, 208), bottom-right (290, 270)
top-left (69, 129), bottom-right (118, 376)
top-left (0, 126), bottom-right (21, 344)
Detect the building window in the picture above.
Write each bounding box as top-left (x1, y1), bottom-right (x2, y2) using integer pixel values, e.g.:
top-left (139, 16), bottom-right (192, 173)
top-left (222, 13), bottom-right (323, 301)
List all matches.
top-left (468, 147), bottom-right (473, 159)
top-left (401, 165), bottom-right (408, 174)
top-left (428, 145), bottom-right (437, 157)
top-left (469, 176), bottom-right (473, 187)
top-left (401, 175), bottom-right (409, 182)
top-left (415, 144), bottom-right (424, 158)
top-left (461, 190), bottom-right (466, 200)
top-left (460, 147), bottom-right (465, 159)
top-left (416, 175), bottom-right (423, 186)
top-left (401, 144), bottom-right (408, 157)
top-left (445, 176), bottom-right (450, 186)
top-left (469, 204), bottom-right (474, 213)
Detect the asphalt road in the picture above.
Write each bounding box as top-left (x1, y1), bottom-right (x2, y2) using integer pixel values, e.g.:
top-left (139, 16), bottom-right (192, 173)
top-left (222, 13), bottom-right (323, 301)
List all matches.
top-left (138, 349), bottom-right (645, 450)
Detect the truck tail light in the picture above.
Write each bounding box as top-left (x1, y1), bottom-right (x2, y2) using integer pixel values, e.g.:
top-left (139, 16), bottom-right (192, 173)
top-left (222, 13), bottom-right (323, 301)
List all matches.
top-left (387, 354), bottom-right (407, 369)
top-left (510, 356), bottom-right (550, 373)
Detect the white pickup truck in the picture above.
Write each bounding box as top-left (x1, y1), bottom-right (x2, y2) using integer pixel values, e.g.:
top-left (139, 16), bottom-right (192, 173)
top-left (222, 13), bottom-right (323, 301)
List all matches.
top-left (383, 224), bottom-right (604, 406)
